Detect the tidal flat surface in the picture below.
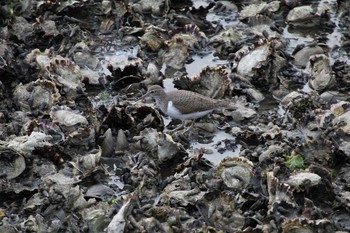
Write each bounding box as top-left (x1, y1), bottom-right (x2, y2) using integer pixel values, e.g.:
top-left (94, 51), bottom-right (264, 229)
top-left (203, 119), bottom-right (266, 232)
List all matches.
top-left (1, 0), bottom-right (350, 232)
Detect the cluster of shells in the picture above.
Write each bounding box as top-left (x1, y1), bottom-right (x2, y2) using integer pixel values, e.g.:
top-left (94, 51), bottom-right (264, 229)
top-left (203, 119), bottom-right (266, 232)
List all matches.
top-left (1, 0), bottom-right (350, 232)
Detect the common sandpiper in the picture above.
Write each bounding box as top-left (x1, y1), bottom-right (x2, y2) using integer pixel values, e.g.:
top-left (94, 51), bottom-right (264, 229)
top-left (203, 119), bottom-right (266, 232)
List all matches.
top-left (142, 85), bottom-right (231, 131)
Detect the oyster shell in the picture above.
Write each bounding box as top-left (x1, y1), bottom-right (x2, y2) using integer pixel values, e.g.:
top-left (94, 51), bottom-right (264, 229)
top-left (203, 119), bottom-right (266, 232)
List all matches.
top-left (162, 24), bottom-right (207, 74)
top-left (239, 1), bottom-right (280, 20)
top-left (282, 218), bottom-right (335, 233)
top-left (287, 172), bottom-right (322, 189)
top-left (134, 128), bottom-right (185, 162)
top-left (174, 66), bottom-right (230, 99)
top-left (0, 145), bottom-right (26, 179)
top-left (292, 45), bottom-right (324, 68)
top-left (139, 25), bottom-right (168, 52)
top-left (162, 35), bottom-right (188, 72)
top-left (216, 156), bottom-right (253, 190)
top-left (24, 49), bottom-right (85, 99)
top-left (46, 56), bottom-right (85, 99)
top-left (196, 192), bottom-right (246, 231)
top-left (232, 38), bottom-right (286, 90)
top-left (306, 54), bottom-right (336, 91)
top-left (13, 79), bottom-right (60, 113)
top-left (208, 28), bottom-right (243, 58)
top-left (50, 106), bottom-right (88, 128)
top-left (9, 16), bottom-right (34, 41)
top-left (107, 197), bottom-right (133, 233)
top-left (266, 172), bottom-right (299, 220)
top-left (131, 0), bottom-right (169, 16)
top-left (287, 6), bottom-right (320, 27)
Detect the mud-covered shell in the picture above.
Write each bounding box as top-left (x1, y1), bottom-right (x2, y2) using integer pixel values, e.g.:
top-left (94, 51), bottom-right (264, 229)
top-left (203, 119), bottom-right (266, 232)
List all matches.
top-left (0, 145), bottom-right (26, 179)
top-left (216, 156), bottom-right (253, 190)
top-left (13, 79), bottom-right (60, 113)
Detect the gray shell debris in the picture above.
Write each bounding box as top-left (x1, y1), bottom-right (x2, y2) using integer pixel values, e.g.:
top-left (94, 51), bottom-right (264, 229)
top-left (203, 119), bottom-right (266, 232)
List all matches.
top-left (1, 0), bottom-right (350, 232)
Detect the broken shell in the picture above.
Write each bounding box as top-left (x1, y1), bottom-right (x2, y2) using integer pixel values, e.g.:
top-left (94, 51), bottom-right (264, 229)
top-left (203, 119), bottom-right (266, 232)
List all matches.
top-left (8, 132), bottom-right (53, 157)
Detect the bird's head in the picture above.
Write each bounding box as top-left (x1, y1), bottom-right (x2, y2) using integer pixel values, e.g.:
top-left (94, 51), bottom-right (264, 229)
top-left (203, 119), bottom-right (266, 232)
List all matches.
top-left (139, 85), bottom-right (166, 101)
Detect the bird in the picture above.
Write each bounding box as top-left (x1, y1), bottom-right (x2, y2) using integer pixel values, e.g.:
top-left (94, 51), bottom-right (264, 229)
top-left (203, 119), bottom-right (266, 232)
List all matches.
top-left (142, 85), bottom-right (231, 131)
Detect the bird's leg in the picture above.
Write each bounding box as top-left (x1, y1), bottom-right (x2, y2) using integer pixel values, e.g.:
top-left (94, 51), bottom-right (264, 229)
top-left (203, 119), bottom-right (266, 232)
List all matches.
top-left (181, 119), bottom-right (197, 135)
top-left (167, 119), bottom-right (197, 133)
top-left (167, 120), bottom-right (186, 133)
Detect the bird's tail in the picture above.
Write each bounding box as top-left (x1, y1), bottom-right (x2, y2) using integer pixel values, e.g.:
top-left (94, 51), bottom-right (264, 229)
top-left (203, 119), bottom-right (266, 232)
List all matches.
top-left (219, 99), bottom-right (236, 110)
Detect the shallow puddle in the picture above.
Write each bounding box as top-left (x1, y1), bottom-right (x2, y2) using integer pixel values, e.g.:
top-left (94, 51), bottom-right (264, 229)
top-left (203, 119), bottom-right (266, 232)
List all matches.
top-left (190, 130), bottom-right (241, 165)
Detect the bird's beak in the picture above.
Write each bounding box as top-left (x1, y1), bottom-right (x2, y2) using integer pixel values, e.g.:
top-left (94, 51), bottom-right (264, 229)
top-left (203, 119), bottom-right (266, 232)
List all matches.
top-left (137, 91), bottom-right (151, 101)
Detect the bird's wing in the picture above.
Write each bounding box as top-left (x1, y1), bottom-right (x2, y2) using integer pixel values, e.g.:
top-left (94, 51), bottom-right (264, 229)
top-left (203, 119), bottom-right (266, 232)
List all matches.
top-left (169, 90), bottom-right (219, 114)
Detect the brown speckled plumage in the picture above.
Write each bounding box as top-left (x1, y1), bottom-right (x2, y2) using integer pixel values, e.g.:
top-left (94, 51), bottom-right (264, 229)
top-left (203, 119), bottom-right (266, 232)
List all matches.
top-left (145, 85), bottom-right (230, 119)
